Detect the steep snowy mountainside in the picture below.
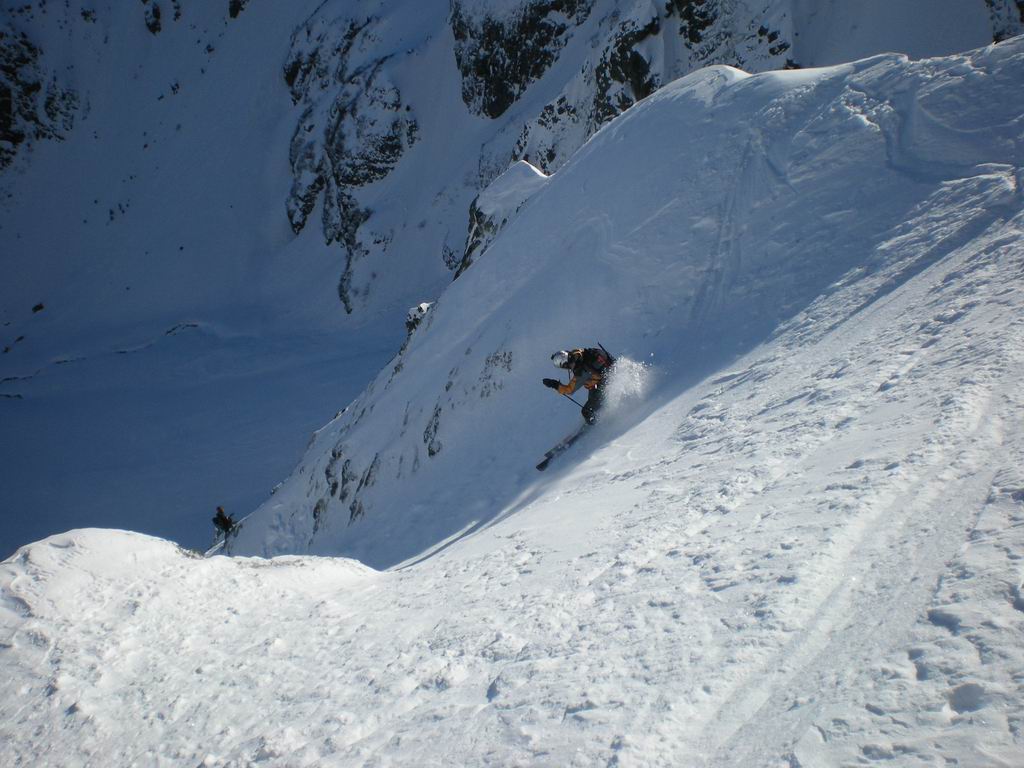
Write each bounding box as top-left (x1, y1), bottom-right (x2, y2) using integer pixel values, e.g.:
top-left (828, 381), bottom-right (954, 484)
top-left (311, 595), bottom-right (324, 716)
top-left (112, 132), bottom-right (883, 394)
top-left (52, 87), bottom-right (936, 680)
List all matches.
top-left (0, 0), bottom-right (408, 558)
top-left (4, 0), bottom-right (1013, 341)
top-left (1, 0), bottom-right (1020, 558)
top-left (275, 0), bottom-right (1024, 314)
top-left (2, 51), bottom-right (1023, 761)
top-left (2, 0), bottom-right (1019, 340)
top-left (1, 0), bottom-right (332, 349)
top-left (228, 37), bottom-right (1024, 572)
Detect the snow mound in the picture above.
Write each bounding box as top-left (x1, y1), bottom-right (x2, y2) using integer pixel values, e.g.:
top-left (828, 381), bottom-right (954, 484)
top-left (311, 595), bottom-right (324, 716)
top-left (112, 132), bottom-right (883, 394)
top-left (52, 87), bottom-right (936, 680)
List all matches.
top-left (475, 158), bottom-right (549, 217)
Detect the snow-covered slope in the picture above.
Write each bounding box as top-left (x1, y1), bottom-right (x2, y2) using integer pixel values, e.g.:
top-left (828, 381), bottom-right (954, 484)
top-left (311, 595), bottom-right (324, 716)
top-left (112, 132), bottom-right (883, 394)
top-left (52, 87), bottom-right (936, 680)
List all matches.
top-left (229, 37), bottom-right (1024, 569)
top-left (2, 34), bottom-right (1024, 767)
top-left (2, 0), bottom-right (1020, 558)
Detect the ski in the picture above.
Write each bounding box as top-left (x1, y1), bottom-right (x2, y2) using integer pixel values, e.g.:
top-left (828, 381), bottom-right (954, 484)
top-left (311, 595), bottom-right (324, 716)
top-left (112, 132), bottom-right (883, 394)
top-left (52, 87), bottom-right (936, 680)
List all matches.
top-left (536, 426), bottom-right (588, 471)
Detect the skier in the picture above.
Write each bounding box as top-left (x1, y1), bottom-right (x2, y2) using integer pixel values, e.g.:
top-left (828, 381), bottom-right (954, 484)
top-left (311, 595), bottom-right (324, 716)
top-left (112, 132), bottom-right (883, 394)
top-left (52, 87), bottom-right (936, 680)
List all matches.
top-left (212, 506), bottom-right (235, 540)
top-left (543, 346), bottom-right (615, 425)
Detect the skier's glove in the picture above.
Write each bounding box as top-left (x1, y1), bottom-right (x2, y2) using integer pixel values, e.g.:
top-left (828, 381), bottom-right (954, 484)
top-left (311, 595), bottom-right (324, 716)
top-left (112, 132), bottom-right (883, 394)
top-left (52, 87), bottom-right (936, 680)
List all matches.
top-left (542, 378), bottom-right (561, 390)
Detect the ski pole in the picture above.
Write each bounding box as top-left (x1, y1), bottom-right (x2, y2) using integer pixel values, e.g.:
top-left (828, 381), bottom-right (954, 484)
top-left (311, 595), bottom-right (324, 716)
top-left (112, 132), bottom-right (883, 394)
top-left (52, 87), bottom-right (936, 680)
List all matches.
top-left (561, 392), bottom-right (584, 408)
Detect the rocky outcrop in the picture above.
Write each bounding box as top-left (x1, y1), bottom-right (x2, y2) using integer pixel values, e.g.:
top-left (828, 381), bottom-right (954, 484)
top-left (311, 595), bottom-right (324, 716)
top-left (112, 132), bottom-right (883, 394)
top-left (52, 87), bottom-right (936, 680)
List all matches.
top-left (0, 24), bottom-right (78, 173)
top-left (448, 0), bottom-right (794, 278)
top-left (229, 0), bottom-right (252, 19)
top-left (986, 0), bottom-right (1024, 41)
top-left (590, 12), bottom-right (664, 127)
top-left (456, 160), bottom-right (548, 277)
top-left (450, 0), bottom-right (594, 118)
top-left (142, 1), bottom-right (162, 35)
top-left (513, 0), bottom-right (793, 173)
top-left (279, 0), bottom-right (1017, 317)
top-left (139, 0), bottom-right (183, 34)
top-left (284, 12), bottom-right (420, 313)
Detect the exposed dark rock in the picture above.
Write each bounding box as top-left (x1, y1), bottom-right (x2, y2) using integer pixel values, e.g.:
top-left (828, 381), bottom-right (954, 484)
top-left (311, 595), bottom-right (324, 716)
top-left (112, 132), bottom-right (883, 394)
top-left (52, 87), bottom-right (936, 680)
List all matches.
top-left (442, 243), bottom-right (460, 271)
top-left (0, 25), bottom-right (79, 172)
top-left (348, 499), bottom-right (365, 522)
top-left (511, 95), bottom-right (577, 172)
top-left (512, 0), bottom-right (792, 173)
top-left (312, 498), bottom-right (327, 533)
top-left (592, 14), bottom-right (661, 128)
top-left (315, 445), bottom-right (381, 529)
top-left (756, 23), bottom-right (790, 57)
top-left (325, 447), bottom-right (343, 498)
top-left (229, 0), bottom-right (252, 19)
top-left (456, 196), bottom-right (494, 277)
top-left (405, 302), bottom-right (433, 336)
top-left (340, 457), bottom-right (359, 501)
top-left (141, 0), bottom-right (162, 35)
top-left (450, 0), bottom-right (594, 118)
top-left (348, 453), bottom-right (380, 522)
top-left (424, 404), bottom-right (442, 457)
top-left (479, 349), bottom-right (512, 398)
top-left (986, 0), bottom-right (1024, 41)
top-left (668, 0), bottom-right (716, 45)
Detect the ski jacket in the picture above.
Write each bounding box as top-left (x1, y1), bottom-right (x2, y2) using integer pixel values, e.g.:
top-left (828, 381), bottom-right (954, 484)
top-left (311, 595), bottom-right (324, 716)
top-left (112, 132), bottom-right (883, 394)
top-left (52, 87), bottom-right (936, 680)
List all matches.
top-left (557, 347), bottom-right (613, 395)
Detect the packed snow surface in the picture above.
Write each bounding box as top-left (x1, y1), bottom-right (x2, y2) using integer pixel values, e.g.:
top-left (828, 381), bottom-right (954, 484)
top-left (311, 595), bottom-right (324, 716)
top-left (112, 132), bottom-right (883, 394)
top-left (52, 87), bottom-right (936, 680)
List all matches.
top-left (3, 36), bottom-right (1024, 768)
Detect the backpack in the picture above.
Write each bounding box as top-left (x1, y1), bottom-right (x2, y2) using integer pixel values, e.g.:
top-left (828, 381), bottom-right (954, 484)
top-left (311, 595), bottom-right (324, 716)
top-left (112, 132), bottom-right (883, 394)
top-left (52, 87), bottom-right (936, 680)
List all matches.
top-left (578, 346), bottom-right (614, 375)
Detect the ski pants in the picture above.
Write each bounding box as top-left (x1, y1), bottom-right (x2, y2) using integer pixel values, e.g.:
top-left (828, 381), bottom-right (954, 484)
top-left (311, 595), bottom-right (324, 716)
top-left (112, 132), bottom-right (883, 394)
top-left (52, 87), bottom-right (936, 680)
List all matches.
top-left (581, 386), bottom-right (604, 424)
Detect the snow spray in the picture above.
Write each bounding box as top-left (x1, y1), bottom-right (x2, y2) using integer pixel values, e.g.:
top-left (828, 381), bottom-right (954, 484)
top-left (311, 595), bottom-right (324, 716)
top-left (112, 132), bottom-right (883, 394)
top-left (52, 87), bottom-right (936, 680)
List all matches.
top-left (603, 357), bottom-right (654, 415)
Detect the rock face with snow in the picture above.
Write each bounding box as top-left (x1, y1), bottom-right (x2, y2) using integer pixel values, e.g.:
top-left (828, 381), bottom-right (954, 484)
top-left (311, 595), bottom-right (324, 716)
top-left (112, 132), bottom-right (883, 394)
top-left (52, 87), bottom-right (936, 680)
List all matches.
top-left (509, 0), bottom-right (795, 172)
top-left (283, 9), bottom-right (421, 312)
top-left (267, 0), bottom-right (1024, 312)
top-left (456, 159), bottom-right (548, 276)
top-left (451, 0), bottom-right (594, 120)
top-left (989, 0), bottom-right (1024, 41)
top-left (0, 15), bottom-right (78, 172)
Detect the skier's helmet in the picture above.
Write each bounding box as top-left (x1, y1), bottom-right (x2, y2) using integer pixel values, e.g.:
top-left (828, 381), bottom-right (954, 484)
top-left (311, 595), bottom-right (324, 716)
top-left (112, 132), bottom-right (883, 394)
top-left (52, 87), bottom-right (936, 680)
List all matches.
top-left (551, 350), bottom-right (570, 369)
